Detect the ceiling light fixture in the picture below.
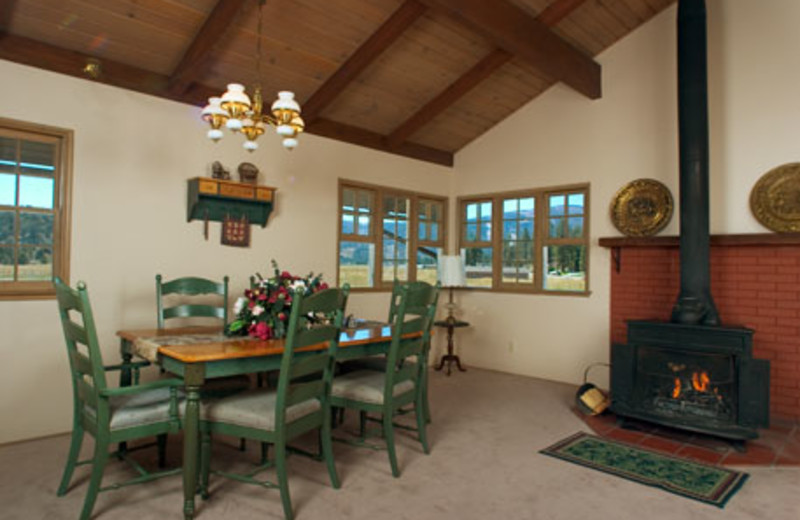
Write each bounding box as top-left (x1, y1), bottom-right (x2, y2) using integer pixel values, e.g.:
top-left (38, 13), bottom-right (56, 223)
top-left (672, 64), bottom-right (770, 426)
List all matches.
top-left (201, 0), bottom-right (304, 152)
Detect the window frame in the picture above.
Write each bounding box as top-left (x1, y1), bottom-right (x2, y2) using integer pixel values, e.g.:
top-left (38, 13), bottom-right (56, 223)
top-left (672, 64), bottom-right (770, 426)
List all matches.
top-left (457, 183), bottom-right (590, 296)
top-left (337, 179), bottom-right (447, 292)
top-left (0, 118), bottom-right (73, 300)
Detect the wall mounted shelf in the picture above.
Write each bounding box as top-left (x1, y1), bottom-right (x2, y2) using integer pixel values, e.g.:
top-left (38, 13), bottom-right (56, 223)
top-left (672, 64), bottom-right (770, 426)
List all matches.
top-left (187, 177), bottom-right (277, 228)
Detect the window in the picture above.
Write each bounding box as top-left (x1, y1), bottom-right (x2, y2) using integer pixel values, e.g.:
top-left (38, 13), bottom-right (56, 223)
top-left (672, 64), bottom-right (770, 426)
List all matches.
top-left (458, 184), bottom-right (589, 294)
top-left (338, 180), bottom-right (446, 290)
top-left (0, 119), bottom-right (73, 300)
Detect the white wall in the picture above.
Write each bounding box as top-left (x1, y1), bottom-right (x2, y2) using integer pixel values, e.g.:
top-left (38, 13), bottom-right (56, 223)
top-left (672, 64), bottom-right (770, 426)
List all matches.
top-left (451, 0), bottom-right (800, 385)
top-left (0, 61), bottom-right (452, 444)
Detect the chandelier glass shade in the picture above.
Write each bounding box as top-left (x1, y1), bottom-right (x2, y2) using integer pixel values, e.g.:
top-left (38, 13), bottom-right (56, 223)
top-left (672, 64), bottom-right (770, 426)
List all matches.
top-left (200, 1), bottom-right (304, 152)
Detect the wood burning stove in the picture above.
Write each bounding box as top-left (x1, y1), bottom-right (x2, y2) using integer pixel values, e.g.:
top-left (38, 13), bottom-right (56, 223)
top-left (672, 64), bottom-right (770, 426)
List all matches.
top-left (612, 322), bottom-right (770, 440)
top-left (610, 0), bottom-right (771, 441)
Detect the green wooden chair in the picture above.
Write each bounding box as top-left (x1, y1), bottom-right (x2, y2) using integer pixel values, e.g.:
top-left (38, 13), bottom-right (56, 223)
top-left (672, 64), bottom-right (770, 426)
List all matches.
top-left (198, 285), bottom-right (350, 520)
top-left (156, 274), bottom-right (229, 329)
top-left (339, 280), bottom-right (438, 424)
top-left (155, 273), bottom-right (251, 391)
top-left (330, 281), bottom-right (439, 477)
top-left (54, 278), bottom-right (184, 520)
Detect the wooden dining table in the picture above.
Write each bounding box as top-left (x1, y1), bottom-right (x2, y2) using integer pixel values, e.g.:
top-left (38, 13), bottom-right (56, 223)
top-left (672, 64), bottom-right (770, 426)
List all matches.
top-left (116, 324), bottom-right (399, 520)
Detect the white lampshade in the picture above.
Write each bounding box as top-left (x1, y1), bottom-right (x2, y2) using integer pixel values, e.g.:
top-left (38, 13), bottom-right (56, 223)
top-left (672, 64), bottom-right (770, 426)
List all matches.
top-left (438, 255), bottom-right (466, 287)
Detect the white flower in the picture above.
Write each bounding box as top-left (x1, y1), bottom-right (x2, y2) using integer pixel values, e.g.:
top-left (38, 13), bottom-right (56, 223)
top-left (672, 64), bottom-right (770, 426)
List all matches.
top-left (233, 296), bottom-right (248, 315)
top-left (251, 305), bottom-right (265, 316)
top-left (290, 280), bottom-right (307, 292)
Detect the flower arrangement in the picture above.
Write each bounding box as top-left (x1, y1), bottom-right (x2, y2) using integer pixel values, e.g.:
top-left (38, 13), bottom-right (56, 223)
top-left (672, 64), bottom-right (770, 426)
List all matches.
top-left (225, 260), bottom-right (329, 339)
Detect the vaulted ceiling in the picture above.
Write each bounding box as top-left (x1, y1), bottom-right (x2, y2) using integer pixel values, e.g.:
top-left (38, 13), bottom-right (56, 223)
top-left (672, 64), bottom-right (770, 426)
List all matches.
top-left (0, 0), bottom-right (675, 166)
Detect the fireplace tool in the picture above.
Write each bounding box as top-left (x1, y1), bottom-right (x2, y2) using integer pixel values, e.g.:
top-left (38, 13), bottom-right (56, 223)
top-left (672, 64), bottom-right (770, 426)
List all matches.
top-left (576, 362), bottom-right (611, 416)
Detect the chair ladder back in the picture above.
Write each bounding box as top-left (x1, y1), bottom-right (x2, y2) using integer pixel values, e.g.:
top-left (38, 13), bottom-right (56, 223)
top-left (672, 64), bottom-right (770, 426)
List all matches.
top-left (383, 283), bottom-right (439, 396)
top-left (156, 274), bottom-right (229, 328)
top-left (54, 278), bottom-right (109, 425)
top-left (275, 286), bottom-right (349, 428)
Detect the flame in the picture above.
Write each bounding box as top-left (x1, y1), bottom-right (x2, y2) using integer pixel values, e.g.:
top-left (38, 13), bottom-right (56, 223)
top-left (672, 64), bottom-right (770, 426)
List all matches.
top-left (692, 371), bottom-right (710, 392)
top-left (671, 377), bottom-right (681, 399)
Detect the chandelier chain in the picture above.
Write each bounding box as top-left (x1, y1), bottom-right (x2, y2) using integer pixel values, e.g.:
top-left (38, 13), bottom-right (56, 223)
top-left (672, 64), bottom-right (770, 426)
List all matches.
top-left (256, 0), bottom-right (265, 87)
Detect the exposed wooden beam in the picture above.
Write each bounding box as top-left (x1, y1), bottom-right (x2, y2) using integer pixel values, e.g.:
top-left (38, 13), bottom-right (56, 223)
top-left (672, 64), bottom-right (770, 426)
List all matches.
top-left (0, 34), bottom-right (452, 167)
top-left (387, 0), bottom-right (587, 148)
top-left (387, 49), bottom-right (512, 148)
top-left (418, 0), bottom-right (601, 99)
top-left (168, 0), bottom-right (247, 96)
top-left (537, 0), bottom-right (587, 26)
top-left (302, 0), bottom-right (427, 122)
top-left (310, 118), bottom-right (453, 167)
top-left (0, 0), bottom-right (17, 34)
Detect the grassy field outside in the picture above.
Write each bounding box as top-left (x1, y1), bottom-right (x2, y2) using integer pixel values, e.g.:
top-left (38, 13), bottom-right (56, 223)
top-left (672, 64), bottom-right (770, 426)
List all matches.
top-left (0, 264), bottom-right (52, 281)
top-left (340, 265), bottom-right (440, 287)
top-left (338, 265), bottom-right (584, 291)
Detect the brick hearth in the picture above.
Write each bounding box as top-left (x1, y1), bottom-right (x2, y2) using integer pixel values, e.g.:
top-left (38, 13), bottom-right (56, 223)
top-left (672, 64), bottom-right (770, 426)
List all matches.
top-left (601, 234), bottom-right (800, 421)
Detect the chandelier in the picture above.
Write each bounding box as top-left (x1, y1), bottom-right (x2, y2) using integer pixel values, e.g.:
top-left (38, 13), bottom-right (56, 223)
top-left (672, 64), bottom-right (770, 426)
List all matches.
top-left (200, 0), bottom-right (304, 152)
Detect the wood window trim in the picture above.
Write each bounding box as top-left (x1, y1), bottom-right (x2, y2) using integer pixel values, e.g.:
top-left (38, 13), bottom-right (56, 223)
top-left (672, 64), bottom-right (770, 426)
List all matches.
top-left (457, 182), bottom-right (590, 296)
top-left (337, 179), bottom-right (447, 292)
top-left (0, 118), bottom-right (73, 301)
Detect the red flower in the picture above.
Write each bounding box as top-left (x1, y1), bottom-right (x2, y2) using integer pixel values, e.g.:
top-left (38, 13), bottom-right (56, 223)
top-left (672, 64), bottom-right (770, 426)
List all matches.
top-left (249, 321), bottom-right (272, 340)
top-left (280, 270), bottom-right (292, 279)
top-left (278, 312), bottom-right (287, 321)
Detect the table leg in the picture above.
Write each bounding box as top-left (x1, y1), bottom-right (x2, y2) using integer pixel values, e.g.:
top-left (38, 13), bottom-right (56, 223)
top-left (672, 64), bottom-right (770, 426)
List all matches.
top-left (183, 384), bottom-right (201, 520)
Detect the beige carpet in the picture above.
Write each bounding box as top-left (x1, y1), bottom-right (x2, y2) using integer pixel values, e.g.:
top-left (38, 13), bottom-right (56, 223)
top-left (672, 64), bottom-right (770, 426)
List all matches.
top-left (1, 368), bottom-right (798, 520)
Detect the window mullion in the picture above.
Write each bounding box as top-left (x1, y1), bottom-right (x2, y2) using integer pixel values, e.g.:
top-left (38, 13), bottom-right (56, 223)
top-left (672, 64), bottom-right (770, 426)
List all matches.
top-left (409, 194), bottom-right (418, 282)
top-left (535, 191), bottom-right (545, 291)
top-left (374, 188), bottom-right (384, 286)
top-left (492, 195), bottom-right (501, 289)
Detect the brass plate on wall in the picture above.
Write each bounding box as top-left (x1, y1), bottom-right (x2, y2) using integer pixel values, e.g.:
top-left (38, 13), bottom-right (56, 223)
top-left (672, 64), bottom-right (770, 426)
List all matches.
top-left (750, 163), bottom-right (800, 232)
top-left (610, 179), bottom-right (674, 237)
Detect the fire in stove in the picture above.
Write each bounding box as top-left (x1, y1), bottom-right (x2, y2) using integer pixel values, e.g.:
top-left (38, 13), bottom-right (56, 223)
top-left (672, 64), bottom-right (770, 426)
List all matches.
top-left (671, 370), bottom-right (715, 399)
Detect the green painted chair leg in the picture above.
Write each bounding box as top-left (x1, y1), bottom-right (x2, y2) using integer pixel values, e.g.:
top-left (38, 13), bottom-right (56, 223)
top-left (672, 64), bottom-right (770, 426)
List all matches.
top-left (260, 442), bottom-right (269, 465)
top-left (57, 424), bottom-right (84, 496)
top-left (359, 411), bottom-right (367, 439)
top-left (321, 412), bottom-right (340, 489)
top-left (157, 434), bottom-right (168, 468)
top-left (80, 440), bottom-right (110, 520)
top-left (199, 431), bottom-right (211, 500)
top-left (383, 415), bottom-right (400, 478)
top-left (275, 442), bottom-right (294, 520)
top-left (415, 395), bottom-right (430, 454)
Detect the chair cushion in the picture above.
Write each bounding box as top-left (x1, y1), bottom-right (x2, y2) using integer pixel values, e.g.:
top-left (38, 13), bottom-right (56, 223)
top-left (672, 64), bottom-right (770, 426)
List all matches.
top-left (200, 389), bottom-right (321, 431)
top-left (331, 370), bottom-right (414, 405)
top-left (95, 387), bottom-right (184, 431)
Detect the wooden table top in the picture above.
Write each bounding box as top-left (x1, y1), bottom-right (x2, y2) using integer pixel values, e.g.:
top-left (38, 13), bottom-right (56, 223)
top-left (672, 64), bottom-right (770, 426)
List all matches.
top-left (117, 325), bottom-right (403, 363)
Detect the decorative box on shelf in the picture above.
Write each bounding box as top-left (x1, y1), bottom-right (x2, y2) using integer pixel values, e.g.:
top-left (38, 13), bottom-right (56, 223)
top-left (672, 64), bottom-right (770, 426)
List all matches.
top-left (187, 177), bottom-right (277, 227)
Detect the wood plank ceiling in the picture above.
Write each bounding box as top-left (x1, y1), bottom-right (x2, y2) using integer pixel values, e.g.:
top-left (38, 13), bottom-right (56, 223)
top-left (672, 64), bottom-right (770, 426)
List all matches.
top-left (0, 0), bottom-right (675, 167)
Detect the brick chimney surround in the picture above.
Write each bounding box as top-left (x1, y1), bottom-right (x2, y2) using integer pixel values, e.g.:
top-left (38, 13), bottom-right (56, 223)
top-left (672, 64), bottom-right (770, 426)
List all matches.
top-left (601, 233), bottom-right (800, 421)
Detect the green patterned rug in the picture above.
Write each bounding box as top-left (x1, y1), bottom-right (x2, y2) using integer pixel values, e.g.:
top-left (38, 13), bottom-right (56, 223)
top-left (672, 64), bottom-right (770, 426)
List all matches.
top-left (540, 432), bottom-right (748, 508)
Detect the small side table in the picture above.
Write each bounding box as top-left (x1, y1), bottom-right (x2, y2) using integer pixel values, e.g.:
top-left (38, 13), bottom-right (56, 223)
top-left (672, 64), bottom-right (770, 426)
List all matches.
top-left (434, 318), bottom-right (469, 376)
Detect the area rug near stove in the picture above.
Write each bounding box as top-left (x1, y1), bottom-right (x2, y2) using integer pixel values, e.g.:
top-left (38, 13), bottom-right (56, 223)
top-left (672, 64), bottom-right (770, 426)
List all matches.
top-left (540, 432), bottom-right (748, 508)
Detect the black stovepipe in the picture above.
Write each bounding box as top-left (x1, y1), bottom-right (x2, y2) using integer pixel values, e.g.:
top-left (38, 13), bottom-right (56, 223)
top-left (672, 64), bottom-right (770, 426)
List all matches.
top-left (670, 0), bottom-right (720, 326)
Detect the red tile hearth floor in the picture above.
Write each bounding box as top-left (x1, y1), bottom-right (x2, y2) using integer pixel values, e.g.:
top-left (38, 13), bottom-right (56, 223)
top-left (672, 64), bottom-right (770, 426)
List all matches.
top-left (577, 410), bottom-right (800, 467)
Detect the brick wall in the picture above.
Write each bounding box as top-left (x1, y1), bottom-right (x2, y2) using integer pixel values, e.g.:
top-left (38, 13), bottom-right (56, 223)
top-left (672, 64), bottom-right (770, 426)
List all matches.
top-left (609, 243), bottom-right (800, 421)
